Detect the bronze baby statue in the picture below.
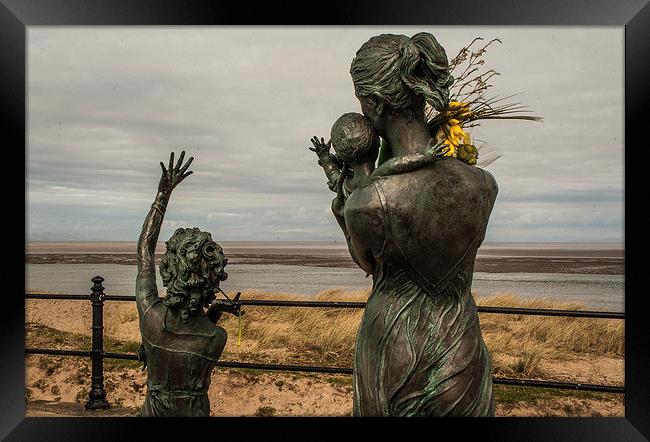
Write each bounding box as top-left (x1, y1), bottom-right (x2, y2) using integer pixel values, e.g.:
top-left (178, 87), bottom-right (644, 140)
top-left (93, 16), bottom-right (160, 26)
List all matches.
top-left (310, 112), bottom-right (449, 236)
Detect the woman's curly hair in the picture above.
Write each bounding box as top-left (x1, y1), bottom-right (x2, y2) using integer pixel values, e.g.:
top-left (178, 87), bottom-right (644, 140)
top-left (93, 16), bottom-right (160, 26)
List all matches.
top-left (159, 227), bottom-right (228, 320)
top-left (350, 32), bottom-right (454, 121)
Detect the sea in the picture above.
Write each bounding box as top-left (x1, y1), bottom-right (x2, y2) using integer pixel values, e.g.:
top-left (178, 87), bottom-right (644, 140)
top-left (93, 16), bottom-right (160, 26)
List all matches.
top-left (25, 241), bottom-right (625, 312)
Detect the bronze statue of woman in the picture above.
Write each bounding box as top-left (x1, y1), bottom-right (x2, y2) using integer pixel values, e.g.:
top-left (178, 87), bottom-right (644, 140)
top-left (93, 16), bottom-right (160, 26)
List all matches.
top-left (335, 33), bottom-right (499, 416)
top-left (135, 151), bottom-right (240, 416)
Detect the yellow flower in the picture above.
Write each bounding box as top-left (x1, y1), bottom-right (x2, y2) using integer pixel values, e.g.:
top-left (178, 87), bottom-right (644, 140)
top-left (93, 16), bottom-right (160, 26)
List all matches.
top-left (448, 101), bottom-right (465, 110)
top-left (435, 101), bottom-right (473, 157)
top-left (436, 123), bottom-right (470, 157)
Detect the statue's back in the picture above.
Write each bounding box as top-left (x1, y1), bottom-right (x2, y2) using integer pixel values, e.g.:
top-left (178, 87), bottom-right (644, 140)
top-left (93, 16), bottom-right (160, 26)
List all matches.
top-left (374, 157), bottom-right (498, 291)
top-left (138, 302), bottom-right (227, 416)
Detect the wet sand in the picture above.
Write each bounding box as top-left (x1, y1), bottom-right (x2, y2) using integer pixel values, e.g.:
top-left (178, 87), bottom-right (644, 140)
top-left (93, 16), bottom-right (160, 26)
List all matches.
top-left (26, 251), bottom-right (624, 275)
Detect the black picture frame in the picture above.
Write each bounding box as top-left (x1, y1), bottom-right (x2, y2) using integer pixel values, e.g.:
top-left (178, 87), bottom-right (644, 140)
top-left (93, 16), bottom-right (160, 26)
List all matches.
top-left (2, 0), bottom-right (647, 440)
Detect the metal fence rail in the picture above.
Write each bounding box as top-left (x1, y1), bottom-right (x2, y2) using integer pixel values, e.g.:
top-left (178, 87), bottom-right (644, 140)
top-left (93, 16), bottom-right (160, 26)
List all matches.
top-left (25, 276), bottom-right (626, 410)
top-left (25, 347), bottom-right (626, 394)
top-left (26, 293), bottom-right (626, 319)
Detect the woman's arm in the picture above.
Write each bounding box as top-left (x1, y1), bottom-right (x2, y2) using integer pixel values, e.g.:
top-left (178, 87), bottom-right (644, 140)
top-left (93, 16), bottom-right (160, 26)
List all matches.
top-left (136, 151), bottom-right (194, 317)
top-left (331, 167), bottom-right (350, 236)
top-left (332, 196), bottom-right (364, 270)
top-left (332, 168), bottom-right (383, 275)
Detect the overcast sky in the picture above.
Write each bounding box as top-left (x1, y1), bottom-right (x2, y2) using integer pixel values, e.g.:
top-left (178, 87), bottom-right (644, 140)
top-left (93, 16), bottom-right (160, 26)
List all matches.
top-left (26, 26), bottom-right (624, 243)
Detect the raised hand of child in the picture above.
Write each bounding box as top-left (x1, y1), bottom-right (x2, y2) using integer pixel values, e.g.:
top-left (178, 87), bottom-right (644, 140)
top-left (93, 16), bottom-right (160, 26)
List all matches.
top-left (309, 136), bottom-right (332, 165)
top-left (158, 150), bottom-right (194, 196)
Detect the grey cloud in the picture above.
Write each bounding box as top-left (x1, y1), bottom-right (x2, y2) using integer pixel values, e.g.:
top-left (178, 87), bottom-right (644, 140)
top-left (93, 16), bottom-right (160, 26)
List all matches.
top-left (27, 27), bottom-right (624, 242)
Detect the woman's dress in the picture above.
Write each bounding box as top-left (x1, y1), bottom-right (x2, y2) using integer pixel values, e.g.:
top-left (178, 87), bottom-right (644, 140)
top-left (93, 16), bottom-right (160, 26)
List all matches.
top-left (345, 156), bottom-right (497, 416)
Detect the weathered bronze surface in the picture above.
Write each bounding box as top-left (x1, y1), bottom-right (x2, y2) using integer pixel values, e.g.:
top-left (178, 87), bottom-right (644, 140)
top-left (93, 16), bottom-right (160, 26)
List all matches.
top-left (313, 33), bottom-right (498, 416)
top-left (135, 152), bottom-right (239, 417)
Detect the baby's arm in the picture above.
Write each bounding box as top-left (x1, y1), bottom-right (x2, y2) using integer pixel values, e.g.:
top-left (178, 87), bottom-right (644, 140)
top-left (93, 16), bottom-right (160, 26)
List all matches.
top-left (373, 141), bottom-right (449, 177)
top-left (309, 136), bottom-right (342, 192)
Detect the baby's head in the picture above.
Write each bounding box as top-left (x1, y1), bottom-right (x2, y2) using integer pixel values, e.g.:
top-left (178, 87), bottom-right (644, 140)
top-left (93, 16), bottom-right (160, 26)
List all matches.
top-left (330, 112), bottom-right (379, 167)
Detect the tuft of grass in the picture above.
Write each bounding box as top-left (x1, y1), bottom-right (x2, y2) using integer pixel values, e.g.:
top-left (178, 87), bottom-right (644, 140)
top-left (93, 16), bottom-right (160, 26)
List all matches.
top-left (255, 406), bottom-right (276, 417)
top-left (510, 354), bottom-right (541, 377)
top-left (494, 384), bottom-right (617, 406)
top-left (325, 376), bottom-right (353, 389)
top-left (218, 289), bottom-right (369, 367)
top-left (476, 293), bottom-right (624, 358)
top-left (75, 388), bottom-right (88, 403)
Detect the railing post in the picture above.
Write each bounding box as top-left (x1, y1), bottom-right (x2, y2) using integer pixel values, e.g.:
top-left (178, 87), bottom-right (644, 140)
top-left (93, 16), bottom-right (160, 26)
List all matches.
top-left (85, 275), bottom-right (110, 410)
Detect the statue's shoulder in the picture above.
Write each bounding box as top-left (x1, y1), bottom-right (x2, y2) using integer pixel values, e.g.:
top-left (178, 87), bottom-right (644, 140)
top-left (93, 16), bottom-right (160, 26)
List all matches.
top-left (140, 305), bottom-right (227, 360)
top-left (345, 179), bottom-right (385, 215)
top-left (424, 157), bottom-right (498, 197)
top-left (343, 180), bottom-right (389, 249)
top-left (479, 167), bottom-right (499, 198)
top-left (204, 323), bottom-right (228, 357)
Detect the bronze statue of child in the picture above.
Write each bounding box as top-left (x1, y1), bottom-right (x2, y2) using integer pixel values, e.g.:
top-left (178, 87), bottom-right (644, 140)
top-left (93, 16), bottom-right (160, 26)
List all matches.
top-left (310, 112), bottom-right (449, 212)
top-left (310, 112), bottom-right (379, 202)
top-left (135, 151), bottom-right (241, 417)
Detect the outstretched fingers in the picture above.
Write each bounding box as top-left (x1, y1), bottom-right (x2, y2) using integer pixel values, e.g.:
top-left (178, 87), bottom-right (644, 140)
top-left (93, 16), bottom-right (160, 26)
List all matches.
top-left (176, 150), bottom-right (186, 170)
top-left (160, 151), bottom-right (195, 189)
top-left (179, 155), bottom-right (194, 175)
top-left (310, 136), bottom-right (332, 153)
top-left (310, 136), bottom-right (321, 152)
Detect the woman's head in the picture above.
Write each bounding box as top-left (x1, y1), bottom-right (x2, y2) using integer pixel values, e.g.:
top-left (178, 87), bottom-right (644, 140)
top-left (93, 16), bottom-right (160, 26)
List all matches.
top-left (350, 32), bottom-right (453, 124)
top-left (330, 112), bottom-right (380, 165)
top-left (160, 227), bottom-right (228, 320)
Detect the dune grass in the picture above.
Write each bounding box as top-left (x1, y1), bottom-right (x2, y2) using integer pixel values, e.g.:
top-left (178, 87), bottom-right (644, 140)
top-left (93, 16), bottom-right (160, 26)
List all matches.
top-left (26, 287), bottom-right (624, 380)
top-left (216, 289), bottom-right (368, 366)
top-left (474, 293), bottom-right (624, 378)
top-left (211, 289), bottom-right (624, 378)
top-left (25, 288), bottom-right (624, 414)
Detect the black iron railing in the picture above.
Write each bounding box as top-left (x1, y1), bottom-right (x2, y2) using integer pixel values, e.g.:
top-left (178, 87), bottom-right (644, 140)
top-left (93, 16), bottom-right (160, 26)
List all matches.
top-left (25, 276), bottom-right (626, 410)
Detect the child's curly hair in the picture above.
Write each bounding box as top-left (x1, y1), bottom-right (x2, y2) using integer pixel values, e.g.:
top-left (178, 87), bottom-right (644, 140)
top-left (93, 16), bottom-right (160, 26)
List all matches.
top-left (159, 227), bottom-right (228, 320)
